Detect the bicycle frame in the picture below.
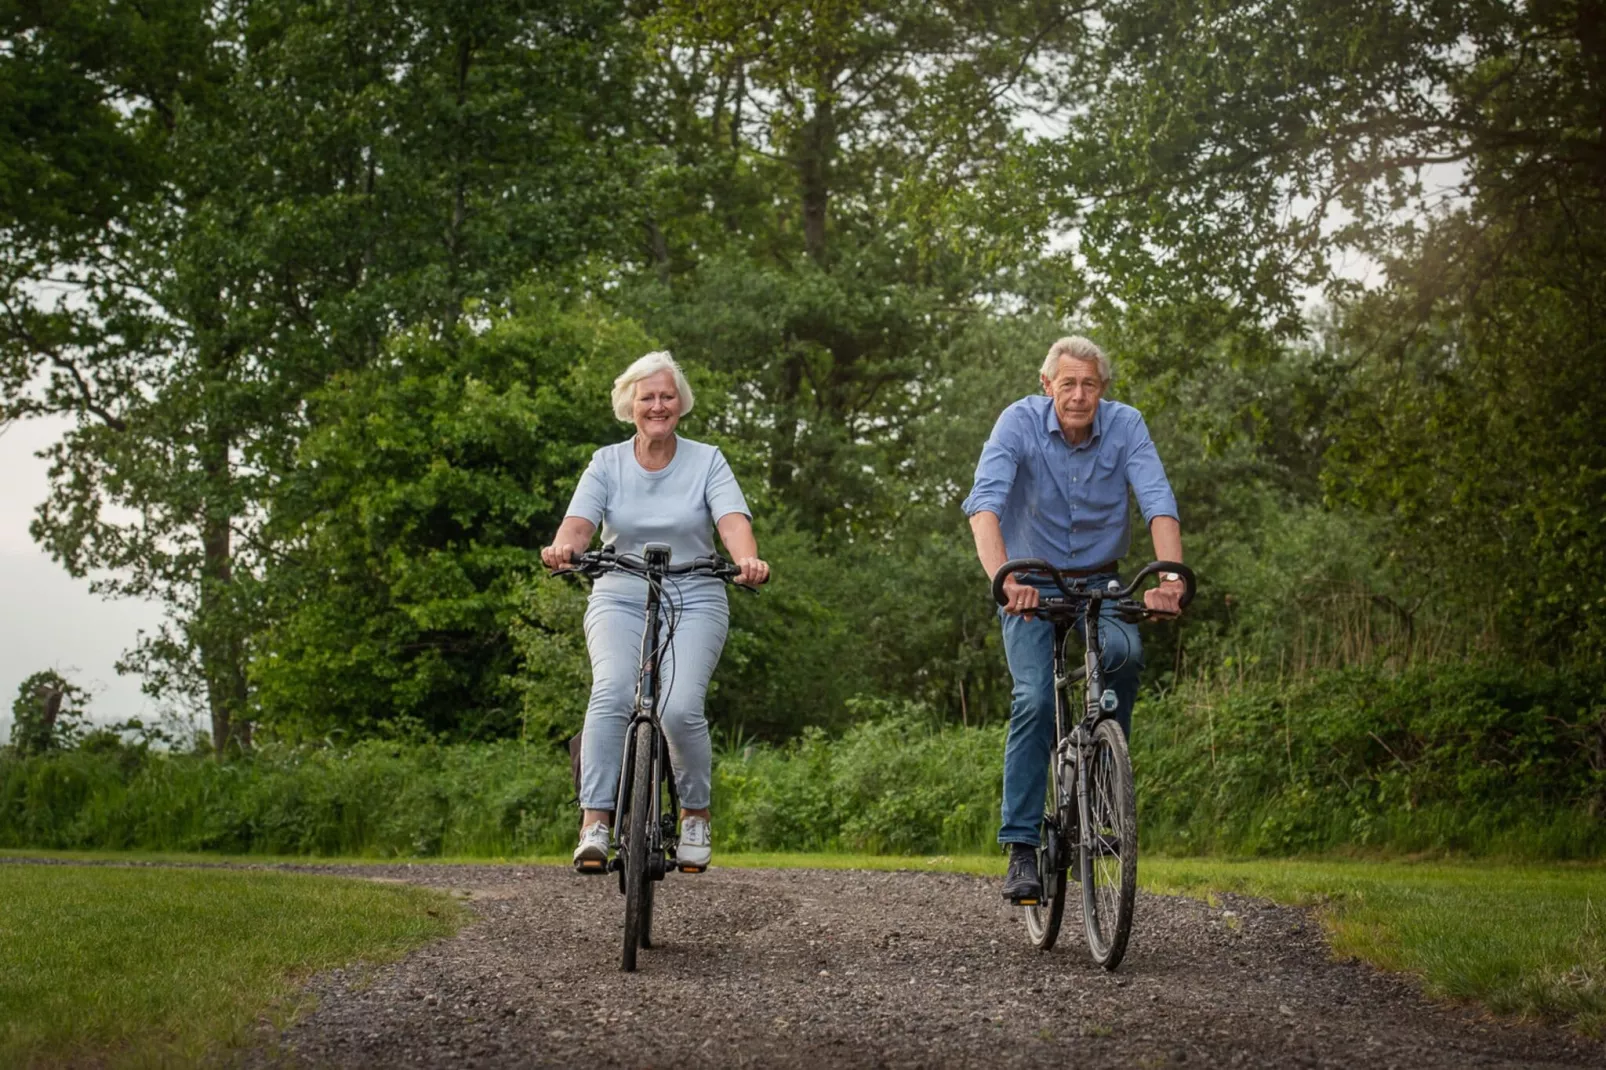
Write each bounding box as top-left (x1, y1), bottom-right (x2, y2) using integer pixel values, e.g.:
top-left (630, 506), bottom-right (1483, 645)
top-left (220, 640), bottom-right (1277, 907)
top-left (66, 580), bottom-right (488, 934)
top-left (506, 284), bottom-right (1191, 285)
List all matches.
top-left (1044, 590), bottom-right (1110, 897)
top-left (611, 547), bottom-right (680, 882)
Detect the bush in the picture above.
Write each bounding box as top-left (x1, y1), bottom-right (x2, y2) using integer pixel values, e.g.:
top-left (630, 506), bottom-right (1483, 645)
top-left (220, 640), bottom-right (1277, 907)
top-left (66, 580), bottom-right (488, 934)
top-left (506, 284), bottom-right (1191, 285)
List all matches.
top-left (0, 740), bottom-right (576, 857)
top-left (1135, 663), bottom-right (1606, 857)
top-left (2, 663), bottom-right (1600, 860)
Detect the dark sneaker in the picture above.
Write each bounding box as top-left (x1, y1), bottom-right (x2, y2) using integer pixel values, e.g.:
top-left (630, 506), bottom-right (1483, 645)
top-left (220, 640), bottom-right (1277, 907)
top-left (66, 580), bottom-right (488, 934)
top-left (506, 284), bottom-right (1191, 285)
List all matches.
top-left (1001, 844), bottom-right (1042, 903)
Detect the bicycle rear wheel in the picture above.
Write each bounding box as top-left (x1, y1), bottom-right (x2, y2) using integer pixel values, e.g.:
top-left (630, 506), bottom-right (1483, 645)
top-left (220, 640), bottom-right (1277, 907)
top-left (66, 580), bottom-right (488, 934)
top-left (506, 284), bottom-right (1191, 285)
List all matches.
top-left (1023, 768), bottom-right (1068, 950)
top-left (1079, 718), bottom-right (1137, 969)
top-left (620, 720), bottom-right (655, 971)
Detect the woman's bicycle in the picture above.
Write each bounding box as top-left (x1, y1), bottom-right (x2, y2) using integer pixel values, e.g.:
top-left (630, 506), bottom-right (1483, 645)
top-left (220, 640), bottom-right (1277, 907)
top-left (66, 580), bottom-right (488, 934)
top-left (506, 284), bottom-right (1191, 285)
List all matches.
top-left (554, 542), bottom-right (755, 971)
top-left (990, 558), bottom-right (1196, 969)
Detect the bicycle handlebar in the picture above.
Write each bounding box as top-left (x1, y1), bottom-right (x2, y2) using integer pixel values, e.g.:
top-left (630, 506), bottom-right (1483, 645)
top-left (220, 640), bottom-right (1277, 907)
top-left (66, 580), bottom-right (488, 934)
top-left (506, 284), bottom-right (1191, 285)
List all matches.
top-left (991, 559), bottom-right (1196, 611)
top-left (549, 547), bottom-right (762, 591)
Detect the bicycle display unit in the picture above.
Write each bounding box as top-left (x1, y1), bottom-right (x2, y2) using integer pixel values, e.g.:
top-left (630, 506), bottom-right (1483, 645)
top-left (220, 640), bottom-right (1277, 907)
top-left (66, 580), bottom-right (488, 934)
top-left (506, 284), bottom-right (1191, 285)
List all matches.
top-left (554, 543), bottom-right (755, 972)
top-left (991, 558), bottom-right (1196, 969)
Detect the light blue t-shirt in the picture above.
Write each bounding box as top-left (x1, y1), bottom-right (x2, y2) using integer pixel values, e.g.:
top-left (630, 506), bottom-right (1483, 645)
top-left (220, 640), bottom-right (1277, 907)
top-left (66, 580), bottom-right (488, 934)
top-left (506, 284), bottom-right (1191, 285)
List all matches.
top-left (564, 436), bottom-right (752, 602)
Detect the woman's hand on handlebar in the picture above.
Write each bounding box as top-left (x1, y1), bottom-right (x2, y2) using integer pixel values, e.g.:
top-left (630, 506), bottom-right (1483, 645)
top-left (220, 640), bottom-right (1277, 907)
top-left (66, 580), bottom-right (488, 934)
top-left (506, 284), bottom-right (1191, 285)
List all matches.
top-left (732, 556), bottom-right (770, 587)
top-left (1001, 574), bottom-right (1041, 618)
top-left (541, 543), bottom-right (578, 571)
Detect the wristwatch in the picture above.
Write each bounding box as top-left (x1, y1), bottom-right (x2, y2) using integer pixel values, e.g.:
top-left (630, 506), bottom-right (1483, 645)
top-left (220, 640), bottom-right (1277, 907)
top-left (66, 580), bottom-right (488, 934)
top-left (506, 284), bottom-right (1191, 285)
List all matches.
top-left (1159, 571), bottom-right (1183, 585)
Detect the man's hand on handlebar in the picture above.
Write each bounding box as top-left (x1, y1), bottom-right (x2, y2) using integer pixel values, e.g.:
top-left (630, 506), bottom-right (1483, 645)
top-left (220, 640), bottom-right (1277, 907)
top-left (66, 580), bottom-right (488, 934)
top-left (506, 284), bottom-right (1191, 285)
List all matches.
top-left (1001, 574), bottom-right (1042, 618)
top-left (732, 556), bottom-right (770, 588)
top-left (541, 543), bottom-right (579, 571)
top-left (1143, 579), bottom-right (1185, 617)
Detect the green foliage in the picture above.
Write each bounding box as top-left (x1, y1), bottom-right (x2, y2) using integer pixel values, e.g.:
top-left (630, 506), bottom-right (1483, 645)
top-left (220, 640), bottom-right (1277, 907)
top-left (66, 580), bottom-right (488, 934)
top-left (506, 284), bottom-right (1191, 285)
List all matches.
top-left (5, 664), bottom-right (1600, 860)
top-left (255, 292), bottom-right (646, 741)
top-left (0, 739), bottom-right (577, 857)
top-left (1324, 202), bottom-right (1606, 664)
top-left (1, 0), bottom-right (643, 751)
top-left (2, 0), bottom-right (1599, 774)
top-left (6, 671), bottom-right (91, 756)
top-left (1057, 0), bottom-right (1606, 669)
top-left (1137, 665), bottom-right (1606, 858)
top-left (715, 703), bottom-right (1004, 854)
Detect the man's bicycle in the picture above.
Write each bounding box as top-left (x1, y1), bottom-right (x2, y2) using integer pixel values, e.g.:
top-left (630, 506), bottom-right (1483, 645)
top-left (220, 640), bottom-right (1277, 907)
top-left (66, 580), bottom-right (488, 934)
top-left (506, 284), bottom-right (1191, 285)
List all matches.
top-left (991, 558), bottom-right (1196, 969)
top-left (555, 542), bottom-right (755, 972)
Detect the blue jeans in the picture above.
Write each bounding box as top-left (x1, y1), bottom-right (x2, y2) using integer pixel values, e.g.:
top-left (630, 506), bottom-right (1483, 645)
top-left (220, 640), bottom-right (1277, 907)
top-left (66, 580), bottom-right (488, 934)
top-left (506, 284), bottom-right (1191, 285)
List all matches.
top-left (998, 577), bottom-right (1143, 847)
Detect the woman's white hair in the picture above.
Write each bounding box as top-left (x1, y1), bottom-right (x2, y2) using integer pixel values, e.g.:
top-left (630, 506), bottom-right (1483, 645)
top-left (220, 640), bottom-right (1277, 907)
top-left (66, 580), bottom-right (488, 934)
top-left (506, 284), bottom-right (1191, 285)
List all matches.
top-left (611, 351), bottom-right (695, 422)
top-left (1040, 335), bottom-right (1111, 384)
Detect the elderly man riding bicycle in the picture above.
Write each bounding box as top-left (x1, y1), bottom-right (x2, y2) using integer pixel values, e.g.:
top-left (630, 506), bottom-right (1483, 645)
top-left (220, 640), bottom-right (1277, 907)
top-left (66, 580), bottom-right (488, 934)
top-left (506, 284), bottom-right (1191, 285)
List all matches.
top-left (963, 335), bottom-right (1185, 904)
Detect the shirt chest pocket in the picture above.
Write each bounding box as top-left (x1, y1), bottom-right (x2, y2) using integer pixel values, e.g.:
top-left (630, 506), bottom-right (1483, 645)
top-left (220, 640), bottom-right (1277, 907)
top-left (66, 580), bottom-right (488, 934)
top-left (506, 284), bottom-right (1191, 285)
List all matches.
top-left (1080, 449), bottom-right (1127, 516)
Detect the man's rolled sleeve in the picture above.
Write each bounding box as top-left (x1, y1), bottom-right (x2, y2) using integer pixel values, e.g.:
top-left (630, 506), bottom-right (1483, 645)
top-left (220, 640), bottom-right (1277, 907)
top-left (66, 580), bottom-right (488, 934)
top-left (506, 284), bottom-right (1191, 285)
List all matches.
top-left (961, 408), bottom-right (1022, 517)
top-left (1126, 416), bottom-right (1179, 524)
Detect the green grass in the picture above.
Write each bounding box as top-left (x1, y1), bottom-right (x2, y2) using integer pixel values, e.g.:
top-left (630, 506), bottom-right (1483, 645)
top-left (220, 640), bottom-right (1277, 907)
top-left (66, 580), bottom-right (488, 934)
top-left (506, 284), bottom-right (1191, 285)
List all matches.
top-left (0, 864), bottom-right (467, 1068)
top-left (1140, 857), bottom-right (1606, 1036)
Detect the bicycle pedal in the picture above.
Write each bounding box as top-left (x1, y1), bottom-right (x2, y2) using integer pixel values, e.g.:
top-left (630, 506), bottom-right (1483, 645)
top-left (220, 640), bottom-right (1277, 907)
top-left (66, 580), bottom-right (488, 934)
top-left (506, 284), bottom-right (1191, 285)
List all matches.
top-left (574, 858), bottom-right (608, 874)
top-left (1014, 897), bottom-right (1040, 906)
top-left (678, 864), bottom-right (706, 874)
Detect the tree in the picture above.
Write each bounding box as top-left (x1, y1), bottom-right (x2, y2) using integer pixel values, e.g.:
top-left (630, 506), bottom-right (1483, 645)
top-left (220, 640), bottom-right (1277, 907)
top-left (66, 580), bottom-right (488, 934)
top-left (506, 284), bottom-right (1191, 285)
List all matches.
top-left (1, 0), bottom-right (642, 753)
top-left (1050, 0), bottom-right (1606, 664)
top-left (8, 670), bottom-right (91, 755)
top-left (254, 293), bottom-right (649, 741)
top-left (1054, 0), bottom-right (1606, 327)
top-left (628, 0), bottom-right (1093, 536)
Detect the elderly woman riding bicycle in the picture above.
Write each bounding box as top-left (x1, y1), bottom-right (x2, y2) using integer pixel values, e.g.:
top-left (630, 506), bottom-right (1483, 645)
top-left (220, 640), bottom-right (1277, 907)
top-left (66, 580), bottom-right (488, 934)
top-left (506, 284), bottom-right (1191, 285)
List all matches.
top-left (541, 351), bottom-right (768, 873)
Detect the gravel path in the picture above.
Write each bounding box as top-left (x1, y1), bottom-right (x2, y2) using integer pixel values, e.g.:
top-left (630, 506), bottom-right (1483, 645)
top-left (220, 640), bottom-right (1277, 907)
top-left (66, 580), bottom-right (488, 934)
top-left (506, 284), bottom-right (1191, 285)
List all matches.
top-left (207, 861), bottom-right (1603, 1069)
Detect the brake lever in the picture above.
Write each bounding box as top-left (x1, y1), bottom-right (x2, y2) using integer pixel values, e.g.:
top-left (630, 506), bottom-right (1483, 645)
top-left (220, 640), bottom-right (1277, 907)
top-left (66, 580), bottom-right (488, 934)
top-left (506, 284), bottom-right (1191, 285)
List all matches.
top-left (1115, 598), bottom-right (1176, 624)
top-left (1116, 603), bottom-right (1147, 624)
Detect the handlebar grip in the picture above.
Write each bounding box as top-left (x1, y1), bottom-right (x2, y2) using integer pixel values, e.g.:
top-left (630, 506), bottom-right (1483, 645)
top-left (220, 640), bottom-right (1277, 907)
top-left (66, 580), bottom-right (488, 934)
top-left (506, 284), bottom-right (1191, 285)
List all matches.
top-left (1129, 560), bottom-right (1196, 609)
top-left (991, 558), bottom-right (1056, 606)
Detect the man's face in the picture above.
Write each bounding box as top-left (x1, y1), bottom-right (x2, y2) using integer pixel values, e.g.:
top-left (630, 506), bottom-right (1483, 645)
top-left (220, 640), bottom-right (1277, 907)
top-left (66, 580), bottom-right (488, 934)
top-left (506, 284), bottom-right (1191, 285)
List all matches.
top-left (1041, 356), bottom-right (1105, 437)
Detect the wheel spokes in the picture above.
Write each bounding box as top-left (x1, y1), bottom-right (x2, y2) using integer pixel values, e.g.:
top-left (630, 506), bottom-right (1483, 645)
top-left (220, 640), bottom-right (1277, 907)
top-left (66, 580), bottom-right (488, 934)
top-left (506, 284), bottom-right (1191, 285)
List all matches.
top-left (1087, 742), bottom-right (1124, 939)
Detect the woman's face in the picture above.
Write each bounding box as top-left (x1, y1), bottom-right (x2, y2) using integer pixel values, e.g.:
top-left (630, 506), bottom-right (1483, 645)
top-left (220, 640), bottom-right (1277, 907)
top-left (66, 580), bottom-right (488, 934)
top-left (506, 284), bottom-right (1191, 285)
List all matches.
top-left (633, 370), bottom-right (682, 441)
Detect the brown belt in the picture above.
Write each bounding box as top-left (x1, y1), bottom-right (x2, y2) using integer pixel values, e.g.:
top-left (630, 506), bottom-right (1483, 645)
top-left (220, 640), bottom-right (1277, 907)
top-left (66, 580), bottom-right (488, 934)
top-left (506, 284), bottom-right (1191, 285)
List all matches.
top-left (1054, 561), bottom-right (1119, 579)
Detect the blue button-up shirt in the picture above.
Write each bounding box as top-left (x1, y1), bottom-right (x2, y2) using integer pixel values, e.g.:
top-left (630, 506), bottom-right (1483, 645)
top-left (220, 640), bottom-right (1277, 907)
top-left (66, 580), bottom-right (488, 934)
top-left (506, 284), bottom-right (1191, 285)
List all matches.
top-left (961, 396), bottom-right (1179, 570)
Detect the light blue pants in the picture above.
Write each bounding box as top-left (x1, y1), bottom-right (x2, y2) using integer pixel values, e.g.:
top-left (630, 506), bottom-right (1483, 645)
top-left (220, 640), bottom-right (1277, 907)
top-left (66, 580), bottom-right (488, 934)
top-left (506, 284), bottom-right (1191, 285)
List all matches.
top-left (579, 589), bottom-right (728, 812)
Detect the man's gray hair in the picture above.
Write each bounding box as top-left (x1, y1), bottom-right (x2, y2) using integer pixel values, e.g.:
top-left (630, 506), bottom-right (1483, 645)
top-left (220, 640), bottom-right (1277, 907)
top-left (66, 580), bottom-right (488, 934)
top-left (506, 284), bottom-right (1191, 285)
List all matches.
top-left (1040, 336), bottom-right (1111, 384)
top-left (611, 350), bottom-right (695, 422)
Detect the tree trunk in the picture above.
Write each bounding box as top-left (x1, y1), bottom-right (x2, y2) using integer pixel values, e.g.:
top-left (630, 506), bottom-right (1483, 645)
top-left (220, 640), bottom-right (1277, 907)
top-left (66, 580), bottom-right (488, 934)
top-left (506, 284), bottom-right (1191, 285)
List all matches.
top-left (40, 684), bottom-right (63, 745)
top-left (198, 336), bottom-right (248, 759)
top-left (768, 355), bottom-right (804, 494)
top-left (200, 462), bottom-right (247, 759)
top-left (798, 95), bottom-right (835, 266)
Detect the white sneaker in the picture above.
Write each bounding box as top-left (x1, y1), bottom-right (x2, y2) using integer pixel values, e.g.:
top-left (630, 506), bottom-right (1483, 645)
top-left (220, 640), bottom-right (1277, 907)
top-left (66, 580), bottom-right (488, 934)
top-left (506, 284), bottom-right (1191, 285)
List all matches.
top-left (573, 822), bottom-right (610, 872)
top-left (678, 817), bottom-right (712, 870)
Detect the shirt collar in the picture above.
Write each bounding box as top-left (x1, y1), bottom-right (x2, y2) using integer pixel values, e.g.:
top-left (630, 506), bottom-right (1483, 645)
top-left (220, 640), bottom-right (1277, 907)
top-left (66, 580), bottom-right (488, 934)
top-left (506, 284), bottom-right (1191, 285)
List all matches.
top-left (1042, 396), bottom-right (1104, 450)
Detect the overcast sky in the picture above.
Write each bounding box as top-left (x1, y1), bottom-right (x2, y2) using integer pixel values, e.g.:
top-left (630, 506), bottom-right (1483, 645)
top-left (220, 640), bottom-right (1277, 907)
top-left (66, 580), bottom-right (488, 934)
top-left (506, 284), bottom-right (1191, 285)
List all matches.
top-left (0, 415), bottom-right (163, 743)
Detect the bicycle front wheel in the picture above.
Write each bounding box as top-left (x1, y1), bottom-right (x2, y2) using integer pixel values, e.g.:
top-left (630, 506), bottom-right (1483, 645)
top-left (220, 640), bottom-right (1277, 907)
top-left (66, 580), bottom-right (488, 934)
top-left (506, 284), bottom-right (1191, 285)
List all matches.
top-left (1079, 718), bottom-right (1137, 969)
top-left (640, 869), bottom-right (656, 949)
top-left (620, 720), bottom-right (655, 971)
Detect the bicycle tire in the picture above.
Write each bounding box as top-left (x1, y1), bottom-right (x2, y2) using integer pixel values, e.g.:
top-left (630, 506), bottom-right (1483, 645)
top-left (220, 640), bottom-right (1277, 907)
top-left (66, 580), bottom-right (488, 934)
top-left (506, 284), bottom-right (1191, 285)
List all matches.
top-left (620, 720), bottom-right (654, 971)
top-left (1079, 718), bottom-right (1137, 969)
top-left (1023, 767), bottom-right (1068, 950)
top-left (640, 875), bottom-right (655, 949)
